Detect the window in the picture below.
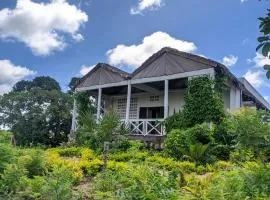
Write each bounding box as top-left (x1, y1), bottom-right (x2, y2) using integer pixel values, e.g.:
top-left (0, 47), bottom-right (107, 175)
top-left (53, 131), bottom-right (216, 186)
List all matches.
top-left (117, 98), bottom-right (138, 119)
top-left (149, 95), bottom-right (159, 102)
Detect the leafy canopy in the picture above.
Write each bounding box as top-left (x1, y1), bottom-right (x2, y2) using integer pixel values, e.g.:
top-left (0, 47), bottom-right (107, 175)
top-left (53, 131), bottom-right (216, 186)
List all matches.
top-left (257, 9), bottom-right (270, 78)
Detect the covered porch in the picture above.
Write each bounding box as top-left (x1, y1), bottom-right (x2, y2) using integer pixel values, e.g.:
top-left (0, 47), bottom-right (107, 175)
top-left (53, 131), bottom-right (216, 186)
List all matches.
top-left (72, 68), bottom-right (215, 136)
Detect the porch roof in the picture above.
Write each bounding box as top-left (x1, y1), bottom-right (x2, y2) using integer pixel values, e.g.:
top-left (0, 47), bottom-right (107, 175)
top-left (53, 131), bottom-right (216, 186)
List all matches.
top-left (75, 47), bottom-right (243, 91)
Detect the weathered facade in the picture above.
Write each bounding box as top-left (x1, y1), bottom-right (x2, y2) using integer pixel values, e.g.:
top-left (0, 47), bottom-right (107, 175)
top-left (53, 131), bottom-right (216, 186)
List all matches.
top-left (72, 47), bottom-right (270, 136)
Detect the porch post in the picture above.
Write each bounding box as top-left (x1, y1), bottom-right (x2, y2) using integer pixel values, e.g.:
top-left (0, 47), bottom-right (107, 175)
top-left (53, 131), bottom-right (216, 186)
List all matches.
top-left (97, 87), bottom-right (102, 120)
top-left (71, 97), bottom-right (77, 132)
top-left (164, 79), bottom-right (169, 119)
top-left (125, 81), bottom-right (131, 124)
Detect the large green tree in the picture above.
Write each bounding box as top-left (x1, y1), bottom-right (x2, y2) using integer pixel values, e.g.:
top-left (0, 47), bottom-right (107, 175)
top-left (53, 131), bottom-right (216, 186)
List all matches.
top-left (257, 9), bottom-right (270, 78)
top-left (0, 77), bottom-right (72, 146)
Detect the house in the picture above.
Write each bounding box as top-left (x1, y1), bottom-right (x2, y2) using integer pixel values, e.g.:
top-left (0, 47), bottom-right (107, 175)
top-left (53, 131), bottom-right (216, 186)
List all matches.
top-left (72, 47), bottom-right (270, 138)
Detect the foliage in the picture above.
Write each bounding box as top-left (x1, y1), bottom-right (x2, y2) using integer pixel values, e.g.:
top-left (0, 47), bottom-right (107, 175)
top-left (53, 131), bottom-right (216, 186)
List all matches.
top-left (165, 110), bottom-right (185, 133)
top-left (257, 9), bottom-right (270, 78)
top-left (0, 143), bottom-right (14, 173)
top-left (76, 111), bottom-right (130, 151)
top-left (234, 108), bottom-right (270, 153)
top-left (0, 87), bottom-right (72, 146)
top-left (13, 76), bottom-right (61, 92)
top-left (75, 91), bottom-right (96, 119)
top-left (18, 149), bottom-right (46, 178)
top-left (92, 166), bottom-right (180, 200)
top-left (180, 143), bottom-right (209, 164)
top-left (164, 124), bottom-right (213, 160)
top-left (0, 131), bottom-right (12, 144)
top-left (183, 76), bottom-right (225, 127)
top-left (42, 166), bottom-right (74, 200)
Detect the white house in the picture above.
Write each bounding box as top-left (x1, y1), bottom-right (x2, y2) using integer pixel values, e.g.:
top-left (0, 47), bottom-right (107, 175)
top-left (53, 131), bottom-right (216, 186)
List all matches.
top-left (72, 47), bottom-right (270, 137)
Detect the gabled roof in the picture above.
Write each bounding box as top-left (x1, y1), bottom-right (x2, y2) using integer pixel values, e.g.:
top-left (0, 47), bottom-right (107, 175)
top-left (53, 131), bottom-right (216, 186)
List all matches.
top-left (132, 47), bottom-right (243, 89)
top-left (76, 63), bottom-right (131, 89)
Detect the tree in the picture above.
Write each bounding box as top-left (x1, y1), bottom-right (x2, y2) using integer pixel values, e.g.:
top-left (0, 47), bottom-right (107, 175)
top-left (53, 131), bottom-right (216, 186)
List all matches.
top-left (68, 77), bottom-right (81, 94)
top-left (0, 77), bottom-right (72, 146)
top-left (257, 9), bottom-right (270, 78)
top-left (13, 76), bottom-right (61, 92)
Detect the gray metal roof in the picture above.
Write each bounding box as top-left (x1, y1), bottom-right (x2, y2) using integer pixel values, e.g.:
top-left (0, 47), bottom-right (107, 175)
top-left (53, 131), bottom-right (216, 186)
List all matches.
top-left (76, 63), bottom-right (130, 89)
top-left (75, 47), bottom-right (244, 90)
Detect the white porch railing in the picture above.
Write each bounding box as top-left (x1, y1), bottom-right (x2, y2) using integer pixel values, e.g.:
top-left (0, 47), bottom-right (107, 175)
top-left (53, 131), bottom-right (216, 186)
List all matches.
top-left (123, 119), bottom-right (165, 136)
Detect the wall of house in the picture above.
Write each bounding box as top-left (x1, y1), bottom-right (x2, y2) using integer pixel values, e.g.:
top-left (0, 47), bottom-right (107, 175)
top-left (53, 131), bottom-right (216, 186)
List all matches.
top-left (108, 89), bottom-right (186, 119)
top-left (105, 85), bottom-right (242, 120)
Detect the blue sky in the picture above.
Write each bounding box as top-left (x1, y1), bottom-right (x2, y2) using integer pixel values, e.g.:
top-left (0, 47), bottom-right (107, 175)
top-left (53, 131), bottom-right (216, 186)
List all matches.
top-left (0, 0), bottom-right (269, 101)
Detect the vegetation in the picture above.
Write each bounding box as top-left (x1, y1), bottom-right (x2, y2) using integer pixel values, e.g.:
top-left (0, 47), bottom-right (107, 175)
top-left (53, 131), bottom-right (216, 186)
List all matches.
top-left (257, 9), bottom-right (270, 78)
top-left (0, 76), bottom-right (270, 199)
top-left (0, 76), bottom-right (72, 146)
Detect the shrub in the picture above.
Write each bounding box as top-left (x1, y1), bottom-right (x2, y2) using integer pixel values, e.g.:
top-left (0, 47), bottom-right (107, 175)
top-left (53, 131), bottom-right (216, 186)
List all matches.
top-left (165, 111), bottom-right (185, 132)
top-left (0, 131), bottom-right (12, 144)
top-left (234, 108), bottom-right (270, 153)
top-left (164, 129), bottom-right (188, 159)
top-left (76, 111), bottom-right (130, 151)
top-left (18, 176), bottom-right (46, 199)
top-left (18, 149), bottom-right (46, 178)
top-left (110, 151), bottom-right (148, 162)
top-left (0, 143), bottom-right (14, 173)
top-left (206, 170), bottom-right (247, 200)
top-left (213, 114), bottom-right (237, 146)
top-left (0, 163), bottom-right (27, 195)
top-left (210, 144), bottom-right (231, 161)
top-left (85, 159), bottom-right (103, 176)
top-left (92, 166), bottom-right (180, 199)
top-left (164, 124), bottom-right (213, 160)
top-left (42, 166), bottom-right (74, 200)
top-left (214, 161), bottom-right (234, 171)
top-left (230, 149), bottom-right (256, 163)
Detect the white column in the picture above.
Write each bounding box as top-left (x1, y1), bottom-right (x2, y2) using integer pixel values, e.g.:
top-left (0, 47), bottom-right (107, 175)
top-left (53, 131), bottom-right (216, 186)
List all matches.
top-left (125, 81), bottom-right (131, 124)
top-left (97, 87), bottom-right (102, 120)
top-left (164, 79), bottom-right (169, 118)
top-left (235, 89), bottom-right (241, 109)
top-left (230, 87), bottom-right (236, 110)
top-left (71, 98), bottom-right (77, 132)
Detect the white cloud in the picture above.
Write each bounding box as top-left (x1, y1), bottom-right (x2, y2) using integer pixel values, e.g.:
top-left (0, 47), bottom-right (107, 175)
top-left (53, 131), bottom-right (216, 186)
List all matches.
top-left (0, 0), bottom-right (88, 56)
top-left (107, 31), bottom-right (197, 68)
top-left (240, 0), bottom-right (248, 3)
top-left (243, 69), bottom-right (266, 88)
top-left (80, 65), bottom-right (95, 76)
top-left (221, 55), bottom-right (238, 67)
top-left (247, 53), bottom-right (270, 68)
top-left (0, 59), bottom-right (36, 94)
top-left (130, 0), bottom-right (164, 15)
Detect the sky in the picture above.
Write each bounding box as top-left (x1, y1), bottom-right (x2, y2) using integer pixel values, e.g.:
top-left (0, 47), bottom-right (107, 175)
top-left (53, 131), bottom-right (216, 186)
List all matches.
top-left (0, 0), bottom-right (269, 102)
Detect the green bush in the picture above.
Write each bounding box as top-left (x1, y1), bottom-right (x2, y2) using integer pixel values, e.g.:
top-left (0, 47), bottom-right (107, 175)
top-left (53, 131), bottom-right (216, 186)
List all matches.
top-left (42, 166), bottom-right (74, 200)
top-left (234, 108), bottom-right (270, 153)
top-left (213, 114), bottom-right (237, 146)
top-left (210, 144), bottom-right (231, 161)
top-left (0, 163), bottom-right (27, 195)
top-left (206, 165), bottom-right (270, 199)
top-left (76, 111), bottom-right (130, 151)
top-left (165, 111), bottom-right (185, 132)
top-left (164, 129), bottom-right (188, 159)
top-left (0, 143), bottom-right (14, 173)
top-left (92, 166), bottom-right (180, 199)
top-left (164, 124), bottom-right (213, 160)
top-left (18, 149), bottom-right (46, 178)
top-left (0, 131), bottom-right (12, 144)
